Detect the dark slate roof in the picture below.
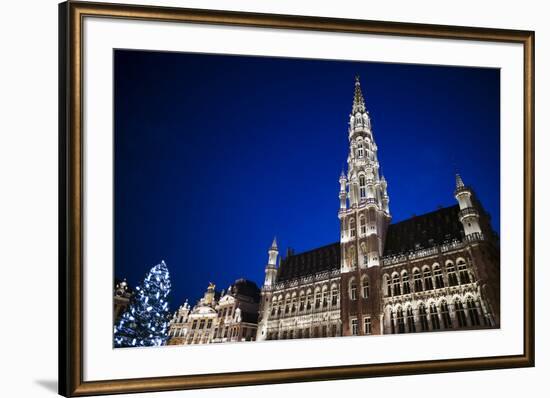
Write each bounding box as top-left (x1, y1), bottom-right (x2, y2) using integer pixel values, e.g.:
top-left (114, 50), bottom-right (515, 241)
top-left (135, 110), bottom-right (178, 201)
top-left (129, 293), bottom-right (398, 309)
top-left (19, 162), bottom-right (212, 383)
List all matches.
top-left (274, 206), bottom-right (464, 279)
top-left (231, 279), bottom-right (260, 303)
top-left (383, 204), bottom-right (464, 256)
top-left (277, 242), bottom-right (340, 282)
top-left (239, 310), bottom-right (259, 324)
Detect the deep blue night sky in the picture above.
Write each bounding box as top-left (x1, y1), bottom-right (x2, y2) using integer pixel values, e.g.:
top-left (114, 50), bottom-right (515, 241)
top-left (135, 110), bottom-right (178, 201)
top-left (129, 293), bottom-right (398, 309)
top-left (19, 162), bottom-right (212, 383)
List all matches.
top-left (114, 50), bottom-right (500, 308)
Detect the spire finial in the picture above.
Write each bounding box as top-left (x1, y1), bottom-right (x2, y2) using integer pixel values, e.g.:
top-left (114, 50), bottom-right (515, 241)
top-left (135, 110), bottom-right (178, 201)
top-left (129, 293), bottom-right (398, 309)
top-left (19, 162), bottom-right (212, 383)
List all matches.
top-left (455, 173), bottom-right (465, 189)
top-left (270, 236), bottom-right (278, 250)
top-left (352, 75), bottom-right (366, 113)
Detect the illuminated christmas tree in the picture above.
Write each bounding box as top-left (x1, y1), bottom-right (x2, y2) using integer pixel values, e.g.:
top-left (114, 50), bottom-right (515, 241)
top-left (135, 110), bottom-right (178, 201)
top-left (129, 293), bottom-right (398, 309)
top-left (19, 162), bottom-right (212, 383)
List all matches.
top-left (114, 261), bottom-right (172, 347)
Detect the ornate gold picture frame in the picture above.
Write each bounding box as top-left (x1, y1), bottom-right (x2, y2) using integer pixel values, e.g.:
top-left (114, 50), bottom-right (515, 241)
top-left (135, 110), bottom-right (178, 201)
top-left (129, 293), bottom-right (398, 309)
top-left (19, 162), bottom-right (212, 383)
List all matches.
top-left (59, 1), bottom-right (534, 396)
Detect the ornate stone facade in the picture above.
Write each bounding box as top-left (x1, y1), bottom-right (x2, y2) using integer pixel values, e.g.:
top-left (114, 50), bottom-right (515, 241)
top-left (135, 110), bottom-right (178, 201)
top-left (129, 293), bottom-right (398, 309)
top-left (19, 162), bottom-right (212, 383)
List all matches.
top-left (257, 241), bottom-right (342, 341)
top-left (256, 77), bottom-right (500, 341)
top-left (168, 279), bottom-right (261, 345)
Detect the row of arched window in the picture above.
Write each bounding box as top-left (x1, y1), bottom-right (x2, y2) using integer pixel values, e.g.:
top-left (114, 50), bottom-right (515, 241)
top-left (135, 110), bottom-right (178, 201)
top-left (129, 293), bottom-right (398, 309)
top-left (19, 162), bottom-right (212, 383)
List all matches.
top-left (388, 296), bottom-right (488, 334)
top-left (270, 285), bottom-right (340, 318)
top-left (266, 323), bottom-right (340, 340)
top-left (383, 259), bottom-right (473, 297)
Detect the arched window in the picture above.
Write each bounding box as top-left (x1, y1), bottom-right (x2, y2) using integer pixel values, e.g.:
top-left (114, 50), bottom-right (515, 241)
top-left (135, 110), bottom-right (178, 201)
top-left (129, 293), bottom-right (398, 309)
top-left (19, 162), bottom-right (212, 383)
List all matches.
top-left (447, 262), bottom-right (458, 286)
top-left (350, 280), bottom-right (358, 300)
top-left (396, 307), bottom-right (405, 333)
top-left (413, 269), bottom-right (423, 292)
top-left (406, 306), bottom-right (416, 333)
top-left (322, 287), bottom-right (329, 308)
top-left (455, 299), bottom-right (468, 327)
top-left (433, 265), bottom-right (444, 289)
top-left (392, 274), bottom-right (401, 296)
top-left (285, 296), bottom-right (291, 314)
top-left (402, 271), bottom-right (411, 294)
top-left (389, 310), bottom-right (396, 334)
top-left (360, 215), bottom-right (367, 235)
top-left (440, 300), bottom-right (452, 329)
top-left (306, 291), bottom-right (312, 310)
top-left (362, 277), bottom-right (370, 299)
top-left (299, 292), bottom-right (305, 311)
top-left (349, 218), bottom-right (356, 238)
top-left (331, 286), bottom-right (339, 306)
top-left (423, 267), bottom-right (434, 290)
top-left (430, 303), bottom-right (441, 330)
top-left (385, 275), bottom-right (392, 296)
top-left (457, 260), bottom-right (471, 284)
top-left (418, 303), bottom-right (429, 332)
top-left (271, 299), bottom-right (277, 316)
top-left (314, 289), bottom-right (321, 309)
top-left (467, 297), bottom-right (480, 326)
top-left (359, 175), bottom-right (366, 198)
top-left (357, 142), bottom-right (364, 158)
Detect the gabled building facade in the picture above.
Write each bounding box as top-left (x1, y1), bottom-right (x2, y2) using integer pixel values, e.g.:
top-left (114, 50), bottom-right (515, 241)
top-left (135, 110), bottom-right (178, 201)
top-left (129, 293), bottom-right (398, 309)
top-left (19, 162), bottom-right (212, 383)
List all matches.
top-left (168, 279), bottom-right (261, 345)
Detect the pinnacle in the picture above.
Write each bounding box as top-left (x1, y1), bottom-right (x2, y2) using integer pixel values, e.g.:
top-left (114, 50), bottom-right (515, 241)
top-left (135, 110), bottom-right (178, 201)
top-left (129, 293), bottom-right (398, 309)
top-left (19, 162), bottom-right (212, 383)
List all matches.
top-left (352, 75), bottom-right (366, 114)
top-left (455, 173), bottom-right (465, 189)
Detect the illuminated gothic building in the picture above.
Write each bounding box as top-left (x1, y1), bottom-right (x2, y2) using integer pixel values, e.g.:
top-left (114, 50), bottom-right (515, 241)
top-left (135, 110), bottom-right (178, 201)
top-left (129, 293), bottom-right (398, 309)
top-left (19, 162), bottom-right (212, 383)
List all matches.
top-left (168, 279), bottom-right (261, 345)
top-left (256, 77), bottom-right (500, 341)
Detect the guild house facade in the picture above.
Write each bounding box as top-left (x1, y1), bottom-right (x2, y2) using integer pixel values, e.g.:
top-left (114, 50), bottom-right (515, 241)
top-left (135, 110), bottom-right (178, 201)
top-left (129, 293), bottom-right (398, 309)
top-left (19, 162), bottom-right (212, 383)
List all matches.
top-left (255, 77), bottom-right (500, 341)
top-left (167, 279), bottom-right (261, 345)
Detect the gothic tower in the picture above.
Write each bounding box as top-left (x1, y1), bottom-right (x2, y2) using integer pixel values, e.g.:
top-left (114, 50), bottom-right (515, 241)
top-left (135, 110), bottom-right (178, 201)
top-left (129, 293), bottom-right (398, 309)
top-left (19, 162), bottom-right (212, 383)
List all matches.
top-left (339, 76), bottom-right (391, 271)
top-left (454, 173), bottom-right (501, 326)
top-left (454, 173), bottom-right (483, 237)
top-left (256, 237), bottom-right (278, 341)
top-left (339, 76), bottom-right (391, 336)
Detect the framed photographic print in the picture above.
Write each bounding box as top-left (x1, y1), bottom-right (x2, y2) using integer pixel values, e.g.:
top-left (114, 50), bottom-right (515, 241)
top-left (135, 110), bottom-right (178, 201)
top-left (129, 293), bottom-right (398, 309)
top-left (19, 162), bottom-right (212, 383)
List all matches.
top-left (59, 1), bottom-right (535, 396)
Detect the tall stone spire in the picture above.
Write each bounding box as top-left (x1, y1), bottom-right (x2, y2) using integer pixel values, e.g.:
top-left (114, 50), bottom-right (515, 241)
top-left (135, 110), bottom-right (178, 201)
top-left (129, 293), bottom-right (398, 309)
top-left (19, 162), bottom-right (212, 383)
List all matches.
top-left (264, 237), bottom-right (278, 287)
top-left (352, 75), bottom-right (366, 114)
top-left (339, 76), bottom-right (391, 272)
top-left (454, 173), bottom-right (482, 238)
top-left (257, 237), bottom-right (279, 341)
top-left (349, 75), bottom-right (371, 136)
top-left (455, 173), bottom-right (465, 189)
